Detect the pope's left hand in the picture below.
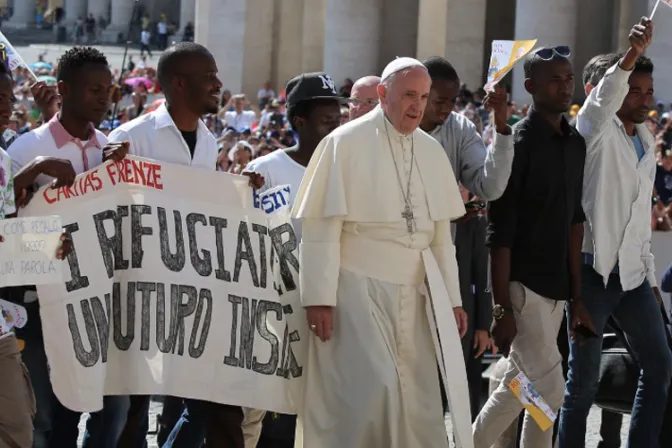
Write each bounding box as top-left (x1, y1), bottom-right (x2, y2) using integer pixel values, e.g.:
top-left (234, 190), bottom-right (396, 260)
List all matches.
top-left (56, 232), bottom-right (73, 260)
top-left (102, 141), bottom-right (130, 162)
top-left (453, 306), bottom-right (468, 338)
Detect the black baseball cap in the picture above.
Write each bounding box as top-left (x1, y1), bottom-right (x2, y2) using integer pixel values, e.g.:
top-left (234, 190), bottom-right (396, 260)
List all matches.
top-left (285, 72), bottom-right (346, 109)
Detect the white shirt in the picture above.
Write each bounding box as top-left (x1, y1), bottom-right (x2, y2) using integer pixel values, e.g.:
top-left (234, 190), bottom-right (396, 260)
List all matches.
top-left (108, 103), bottom-right (217, 170)
top-left (8, 115), bottom-right (106, 187)
top-left (577, 63), bottom-right (657, 290)
top-left (157, 21), bottom-right (167, 35)
top-left (257, 88), bottom-right (275, 101)
top-left (140, 30), bottom-right (151, 45)
top-left (244, 149), bottom-right (306, 237)
top-left (224, 110), bottom-right (257, 132)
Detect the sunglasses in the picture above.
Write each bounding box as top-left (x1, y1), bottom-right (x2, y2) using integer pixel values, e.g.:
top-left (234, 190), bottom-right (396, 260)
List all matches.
top-left (534, 46), bottom-right (571, 60)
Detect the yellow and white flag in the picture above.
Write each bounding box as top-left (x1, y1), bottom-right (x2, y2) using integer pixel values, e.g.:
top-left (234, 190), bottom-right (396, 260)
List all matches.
top-left (484, 39), bottom-right (537, 92)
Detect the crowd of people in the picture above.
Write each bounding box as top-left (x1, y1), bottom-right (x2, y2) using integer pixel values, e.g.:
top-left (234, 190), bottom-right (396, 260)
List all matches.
top-left (0, 12), bottom-right (671, 448)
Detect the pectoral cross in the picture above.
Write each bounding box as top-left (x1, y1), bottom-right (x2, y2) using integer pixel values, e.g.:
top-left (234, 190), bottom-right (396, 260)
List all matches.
top-left (402, 203), bottom-right (415, 234)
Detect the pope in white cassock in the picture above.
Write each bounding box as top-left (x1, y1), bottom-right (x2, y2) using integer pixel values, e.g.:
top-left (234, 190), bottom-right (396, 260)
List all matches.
top-left (291, 57), bottom-right (474, 448)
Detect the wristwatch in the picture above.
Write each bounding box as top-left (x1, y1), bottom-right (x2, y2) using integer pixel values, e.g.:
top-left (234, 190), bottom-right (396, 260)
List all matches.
top-left (492, 304), bottom-right (513, 320)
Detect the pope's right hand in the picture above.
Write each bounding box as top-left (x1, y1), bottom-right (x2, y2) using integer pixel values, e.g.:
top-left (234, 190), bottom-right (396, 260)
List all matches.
top-left (306, 306), bottom-right (333, 342)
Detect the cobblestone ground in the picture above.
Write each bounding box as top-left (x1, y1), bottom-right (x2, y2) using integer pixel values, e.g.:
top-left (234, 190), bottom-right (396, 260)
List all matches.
top-left (75, 400), bottom-right (629, 447)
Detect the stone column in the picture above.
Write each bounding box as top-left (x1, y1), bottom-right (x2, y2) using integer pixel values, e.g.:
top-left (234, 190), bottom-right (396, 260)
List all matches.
top-left (379, 0), bottom-right (419, 70)
top-left (196, 0), bottom-right (247, 95)
top-left (647, 0), bottom-right (672, 104)
top-left (511, 0), bottom-right (578, 104)
top-left (416, 0), bottom-right (448, 61)
top-left (301, 0), bottom-right (326, 73)
top-left (444, 0), bottom-right (488, 90)
top-left (102, 0), bottom-right (136, 43)
top-left (178, 0), bottom-right (195, 33)
top-left (64, 0), bottom-right (88, 24)
top-left (323, 0), bottom-right (382, 88)
top-left (88, 0), bottom-right (112, 21)
top-left (242, 0), bottom-right (274, 99)
top-left (271, 0), bottom-right (304, 89)
top-left (5, 0), bottom-right (36, 29)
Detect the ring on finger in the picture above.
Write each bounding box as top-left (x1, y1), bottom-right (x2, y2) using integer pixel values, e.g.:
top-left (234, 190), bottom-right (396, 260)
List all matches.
top-left (310, 324), bottom-right (317, 330)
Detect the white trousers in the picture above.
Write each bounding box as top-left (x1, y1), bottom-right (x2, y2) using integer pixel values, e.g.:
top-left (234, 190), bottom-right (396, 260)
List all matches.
top-left (473, 282), bottom-right (565, 448)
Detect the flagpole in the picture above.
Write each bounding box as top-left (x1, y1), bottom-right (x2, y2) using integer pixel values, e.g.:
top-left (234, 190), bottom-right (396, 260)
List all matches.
top-left (110, 0), bottom-right (140, 127)
top-left (651, 0), bottom-right (661, 18)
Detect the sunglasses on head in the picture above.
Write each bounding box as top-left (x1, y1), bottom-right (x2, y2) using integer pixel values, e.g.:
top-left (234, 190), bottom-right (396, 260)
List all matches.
top-left (534, 46), bottom-right (571, 60)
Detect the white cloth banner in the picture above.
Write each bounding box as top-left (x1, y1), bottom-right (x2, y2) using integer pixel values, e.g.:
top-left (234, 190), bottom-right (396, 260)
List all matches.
top-left (22, 156), bottom-right (305, 413)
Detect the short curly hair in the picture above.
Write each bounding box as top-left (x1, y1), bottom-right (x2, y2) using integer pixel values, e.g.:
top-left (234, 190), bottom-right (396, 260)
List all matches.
top-left (57, 47), bottom-right (109, 83)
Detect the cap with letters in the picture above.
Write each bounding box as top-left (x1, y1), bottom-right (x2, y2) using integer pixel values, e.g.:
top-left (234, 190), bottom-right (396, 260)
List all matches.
top-left (285, 72), bottom-right (346, 109)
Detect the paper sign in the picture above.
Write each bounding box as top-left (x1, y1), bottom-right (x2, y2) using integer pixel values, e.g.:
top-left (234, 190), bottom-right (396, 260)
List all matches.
top-left (485, 40), bottom-right (538, 91)
top-left (0, 298), bottom-right (27, 331)
top-left (508, 371), bottom-right (557, 431)
top-left (0, 216), bottom-right (63, 286)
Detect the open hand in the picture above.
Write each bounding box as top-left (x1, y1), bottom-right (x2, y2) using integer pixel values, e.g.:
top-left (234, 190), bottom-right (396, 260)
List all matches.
top-left (102, 141), bottom-right (130, 162)
top-left (473, 329), bottom-right (492, 358)
top-left (306, 305), bottom-right (333, 342)
top-left (629, 17), bottom-right (653, 54)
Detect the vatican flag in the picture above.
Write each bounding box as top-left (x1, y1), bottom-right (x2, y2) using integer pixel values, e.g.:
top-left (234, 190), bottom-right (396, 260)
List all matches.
top-left (484, 39), bottom-right (537, 92)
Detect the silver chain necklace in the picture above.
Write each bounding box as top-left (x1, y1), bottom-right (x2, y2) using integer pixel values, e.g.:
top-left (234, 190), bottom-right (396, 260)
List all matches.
top-left (383, 119), bottom-right (416, 233)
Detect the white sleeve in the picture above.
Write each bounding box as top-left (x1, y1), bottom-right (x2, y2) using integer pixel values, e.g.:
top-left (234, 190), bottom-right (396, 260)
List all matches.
top-left (431, 219), bottom-right (462, 308)
top-left (299, 218), bottom-right (343, 307)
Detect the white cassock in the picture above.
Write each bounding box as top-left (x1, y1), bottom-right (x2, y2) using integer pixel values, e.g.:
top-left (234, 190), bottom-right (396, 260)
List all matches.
top-left (290, 105), bottom-right (473, 448)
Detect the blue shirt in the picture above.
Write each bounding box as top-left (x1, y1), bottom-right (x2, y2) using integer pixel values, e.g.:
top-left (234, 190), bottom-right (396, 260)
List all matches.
top-left (632, 134), bottom-right (646, 161)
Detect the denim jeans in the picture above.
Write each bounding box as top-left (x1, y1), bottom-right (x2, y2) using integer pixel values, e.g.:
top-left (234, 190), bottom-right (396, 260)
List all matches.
top-left (558, 265), bottom-right (672, 448)
top-left (163, 399), bottom-right (244, 448)
top-left (82, 396), bottom-right (130, 448)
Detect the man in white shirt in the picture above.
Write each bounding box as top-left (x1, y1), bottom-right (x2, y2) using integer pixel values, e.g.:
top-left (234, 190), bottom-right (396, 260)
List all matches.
top-left (224, 95), bottom-right (258, 132)
top-left (140, 29), bottom-right (152, 58)
top-left (108, 42), bottom-right (253, 448)
top-left (9, 46), bottom-right (129, 448)
top-left (242, 72), bottom-right (343, 446)
top-left (559, 18), bottom-right (672, 448)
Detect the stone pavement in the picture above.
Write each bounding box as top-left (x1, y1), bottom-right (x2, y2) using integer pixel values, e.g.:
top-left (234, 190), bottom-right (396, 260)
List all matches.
top-left (73, 400), bottom-right (629, 447)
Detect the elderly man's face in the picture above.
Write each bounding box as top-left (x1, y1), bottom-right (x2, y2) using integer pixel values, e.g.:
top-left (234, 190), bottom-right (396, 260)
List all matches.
top-left (379, 68), bottom-right (431, 134)
top-left (349, 84), bottom-right (379, 120)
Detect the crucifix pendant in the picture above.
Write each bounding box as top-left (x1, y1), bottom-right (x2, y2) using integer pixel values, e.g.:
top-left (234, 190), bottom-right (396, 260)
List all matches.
top-left (401, 204), bottom-right (415, 233)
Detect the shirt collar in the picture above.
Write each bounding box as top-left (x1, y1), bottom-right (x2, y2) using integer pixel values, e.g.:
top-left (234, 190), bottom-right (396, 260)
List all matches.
top-left (612, 115), bottom-right (655, 150)
top-left (48, 113), bottom-right (101, 149)
top-left (527, 107), bottom-right (573, 137)
top-left (153, 102), bottom-right (208, 135)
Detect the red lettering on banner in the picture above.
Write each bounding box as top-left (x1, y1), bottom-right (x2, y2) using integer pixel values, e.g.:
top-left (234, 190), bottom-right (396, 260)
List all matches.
top-left (42, 169), bottom-right (105, 204)
top-left (105, 159), bottom-right (163, 191)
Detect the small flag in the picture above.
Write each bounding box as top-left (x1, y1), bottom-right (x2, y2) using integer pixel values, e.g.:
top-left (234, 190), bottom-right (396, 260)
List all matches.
top-left (484, 39), bottom-right (537, 92)
top-left (0, 31), bottom-right (37, 80)
top-left (651, 0), bottom-right (672, 18)
top-left (508, 371), bottom-right (557, 431)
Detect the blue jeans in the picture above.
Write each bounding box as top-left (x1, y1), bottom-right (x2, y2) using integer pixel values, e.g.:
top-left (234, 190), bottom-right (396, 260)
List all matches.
top-left (558, 265), bottom-right (672, 448)
top-left (163, 399), bottom-right (244, 448)
top-left (82, 396), bottom-right (130, 448)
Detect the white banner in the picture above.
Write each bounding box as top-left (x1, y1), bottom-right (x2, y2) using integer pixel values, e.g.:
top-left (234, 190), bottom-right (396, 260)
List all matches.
top-left (0, 216), bottom-right (63, 286)
top-left (22, 156), bottom-right (306, 414)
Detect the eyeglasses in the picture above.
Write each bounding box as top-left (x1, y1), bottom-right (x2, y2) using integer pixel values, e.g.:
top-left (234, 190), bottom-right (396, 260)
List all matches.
top-left (534, 46), bottom-right (571, 61)
top-left (348, 97), bottom-right (378, 107)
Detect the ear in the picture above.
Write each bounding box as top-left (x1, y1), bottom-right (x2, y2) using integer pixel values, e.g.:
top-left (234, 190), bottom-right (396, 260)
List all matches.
top-left (376, 83), bottom-right (387, 103)
top-left (523, 78), bottom-right (534, 96)
top-left (585, 83), bottom-right (595, 96)
top-left (57, 80), bottom-right (67, 98)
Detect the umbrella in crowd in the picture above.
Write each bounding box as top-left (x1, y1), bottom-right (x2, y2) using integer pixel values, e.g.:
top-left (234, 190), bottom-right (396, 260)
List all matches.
top-left (36, 75), bottom-right (57, 85)
top-left (29, 61), bottom-right (52, 71)
top-left (124, 76), bottom-right (154, 89)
